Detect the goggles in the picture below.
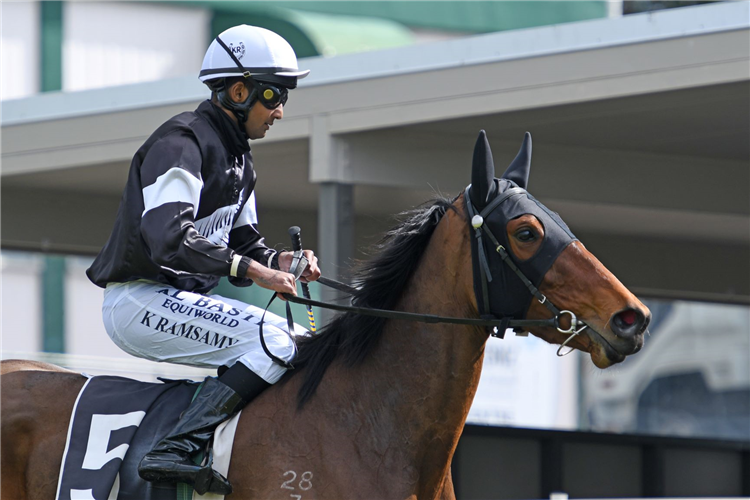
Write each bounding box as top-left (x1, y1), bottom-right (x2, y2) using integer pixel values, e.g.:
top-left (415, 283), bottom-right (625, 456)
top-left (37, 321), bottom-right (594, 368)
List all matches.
top-left (252, 80), bottom-right (289, 109)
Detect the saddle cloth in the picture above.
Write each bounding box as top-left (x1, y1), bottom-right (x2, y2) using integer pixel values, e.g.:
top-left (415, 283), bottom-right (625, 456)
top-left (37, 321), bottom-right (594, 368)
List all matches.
top-left (55, 375), bottom-right (241, 500)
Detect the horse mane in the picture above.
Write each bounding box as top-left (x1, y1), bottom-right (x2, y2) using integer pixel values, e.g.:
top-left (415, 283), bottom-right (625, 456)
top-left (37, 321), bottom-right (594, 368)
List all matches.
top-left (286, 197), bottom-right (457, 408)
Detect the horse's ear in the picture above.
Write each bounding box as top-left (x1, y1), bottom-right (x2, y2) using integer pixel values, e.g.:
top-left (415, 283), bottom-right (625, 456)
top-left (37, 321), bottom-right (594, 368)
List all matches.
top-left (501, 132), bottom-right (532, 189)
top-left (470, 130), bottom-right (496, 209)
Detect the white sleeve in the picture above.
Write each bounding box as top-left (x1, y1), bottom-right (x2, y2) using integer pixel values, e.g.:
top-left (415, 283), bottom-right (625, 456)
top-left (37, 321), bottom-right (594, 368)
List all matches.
top-left (141, 167), bottom-right (203, 217)
top-left (232, 190), bottom-right (258, 228)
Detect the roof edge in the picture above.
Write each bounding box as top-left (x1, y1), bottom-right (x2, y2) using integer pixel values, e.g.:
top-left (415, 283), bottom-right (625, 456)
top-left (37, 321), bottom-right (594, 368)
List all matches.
top-left (3, 1), bottom-right (747, 127)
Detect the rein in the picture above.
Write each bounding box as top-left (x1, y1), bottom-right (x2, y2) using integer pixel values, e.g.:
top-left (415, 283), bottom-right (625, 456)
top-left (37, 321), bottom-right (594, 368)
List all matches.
top-left (282, 289), bottom-right (560, 332)
top-left (259, 189), bottom-right (587, 367)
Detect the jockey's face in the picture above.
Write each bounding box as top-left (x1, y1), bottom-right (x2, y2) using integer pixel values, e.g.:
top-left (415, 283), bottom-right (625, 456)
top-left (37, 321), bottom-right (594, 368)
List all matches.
top-left (244, 99), bottom-right (283, 140)
top-left (222, 80), bottom-right (284, 140)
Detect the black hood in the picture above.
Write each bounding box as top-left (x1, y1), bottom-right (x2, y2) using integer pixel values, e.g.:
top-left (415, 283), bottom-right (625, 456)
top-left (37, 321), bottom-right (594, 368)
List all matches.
top-left (467, 131), bottom-right (577, 320)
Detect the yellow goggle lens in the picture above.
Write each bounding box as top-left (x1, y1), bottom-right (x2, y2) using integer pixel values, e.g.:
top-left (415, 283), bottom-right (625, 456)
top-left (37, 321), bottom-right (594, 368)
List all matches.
top-left (263, 89), bottom-right (275, 100)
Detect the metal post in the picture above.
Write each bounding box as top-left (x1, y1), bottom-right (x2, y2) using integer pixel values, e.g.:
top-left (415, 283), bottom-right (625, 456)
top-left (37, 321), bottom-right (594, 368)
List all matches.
top-left (40, 1), bottom-right (63, 92)
top-left (317, 182), bottom-right (354, 327)
top-left (42, 255), bottom-right (65, 352)
top-left (607, 0), bottom-right (623, 18)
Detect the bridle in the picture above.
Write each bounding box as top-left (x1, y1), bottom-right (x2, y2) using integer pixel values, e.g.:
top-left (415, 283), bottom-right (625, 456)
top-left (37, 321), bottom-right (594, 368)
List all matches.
top-left (261, 187), bottom-right (588, 368)
top-left (463, 185), bottom-right (588, 356)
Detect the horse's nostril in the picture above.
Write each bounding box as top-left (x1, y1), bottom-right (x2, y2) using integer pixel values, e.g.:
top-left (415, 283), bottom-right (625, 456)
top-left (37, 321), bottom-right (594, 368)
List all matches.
top-left (618, 309), bottom-right (637, 327)
top-left (612, 308), bottom-right (645, 338)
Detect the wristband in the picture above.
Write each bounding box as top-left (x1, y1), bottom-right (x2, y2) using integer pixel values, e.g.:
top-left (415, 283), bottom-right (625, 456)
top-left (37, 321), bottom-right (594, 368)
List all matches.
top-left (269, 251), bottom-right (281, 270)
top-left (237, 257), bottom-right (251, 280)
top-left (230, 254), bottom-right (242, 277)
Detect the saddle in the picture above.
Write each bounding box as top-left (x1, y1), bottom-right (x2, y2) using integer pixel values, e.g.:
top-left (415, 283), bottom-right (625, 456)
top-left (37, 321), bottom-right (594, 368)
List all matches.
top-left (55, 375), bottom-right (239, 500)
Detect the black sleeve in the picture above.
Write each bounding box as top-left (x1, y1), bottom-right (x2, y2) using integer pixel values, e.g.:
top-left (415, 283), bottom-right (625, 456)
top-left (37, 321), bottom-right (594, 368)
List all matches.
top-left (226, 191), bottom-right (277, 287)
top-left (139, 131), bottom-right (237, 278)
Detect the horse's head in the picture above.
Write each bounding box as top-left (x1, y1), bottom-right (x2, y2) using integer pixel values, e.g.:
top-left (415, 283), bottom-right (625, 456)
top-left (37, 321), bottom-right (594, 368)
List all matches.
top-left (465, 130), bottom-right (649, 368)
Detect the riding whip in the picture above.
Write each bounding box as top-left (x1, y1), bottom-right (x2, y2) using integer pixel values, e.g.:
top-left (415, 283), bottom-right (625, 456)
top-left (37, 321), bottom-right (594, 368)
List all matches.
top-left (288, 226), bottom-right (317, 333)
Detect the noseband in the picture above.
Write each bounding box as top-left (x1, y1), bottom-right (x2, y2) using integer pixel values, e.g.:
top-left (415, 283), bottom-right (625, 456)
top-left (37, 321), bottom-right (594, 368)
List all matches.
top-left (464, 186), bottom-right (588, 356)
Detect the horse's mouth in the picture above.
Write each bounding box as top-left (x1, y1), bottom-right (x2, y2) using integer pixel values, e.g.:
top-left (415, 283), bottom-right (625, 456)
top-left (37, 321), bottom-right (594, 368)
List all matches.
top-left (584, 327), bottom-right (628, 368)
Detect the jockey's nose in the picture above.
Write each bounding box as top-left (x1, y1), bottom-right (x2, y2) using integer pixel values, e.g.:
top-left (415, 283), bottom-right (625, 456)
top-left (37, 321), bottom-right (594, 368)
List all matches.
top-left (610, 307), bottom-right (650, 341)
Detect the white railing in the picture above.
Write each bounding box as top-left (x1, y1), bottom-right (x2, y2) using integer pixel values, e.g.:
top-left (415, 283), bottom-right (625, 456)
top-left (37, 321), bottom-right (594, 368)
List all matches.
top-left (1, 351), bottom-right (214, 382)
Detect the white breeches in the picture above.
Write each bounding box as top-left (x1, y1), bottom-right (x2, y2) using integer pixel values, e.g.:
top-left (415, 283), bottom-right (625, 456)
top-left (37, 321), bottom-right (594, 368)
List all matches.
top-left (102, 280), bottom-right (306, 384)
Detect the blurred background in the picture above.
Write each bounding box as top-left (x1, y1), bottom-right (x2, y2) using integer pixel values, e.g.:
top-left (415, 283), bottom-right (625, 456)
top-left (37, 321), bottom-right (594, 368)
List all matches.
top-left (1, 1), bottom-right (748, 497)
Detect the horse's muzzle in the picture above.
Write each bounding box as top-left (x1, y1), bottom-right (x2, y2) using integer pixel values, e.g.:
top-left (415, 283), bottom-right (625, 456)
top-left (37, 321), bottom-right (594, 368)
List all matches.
top-left (607, 307), bottom-right (650, 356)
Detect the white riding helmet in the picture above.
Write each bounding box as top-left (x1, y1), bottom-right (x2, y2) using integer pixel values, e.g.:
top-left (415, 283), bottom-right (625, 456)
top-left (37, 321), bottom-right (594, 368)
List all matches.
top-left (199, 25), bottom-right (310, 83)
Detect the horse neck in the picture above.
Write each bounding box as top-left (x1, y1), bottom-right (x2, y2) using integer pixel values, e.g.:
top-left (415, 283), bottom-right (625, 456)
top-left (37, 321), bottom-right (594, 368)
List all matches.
top-left (364, 204), bottom-right (489, 492)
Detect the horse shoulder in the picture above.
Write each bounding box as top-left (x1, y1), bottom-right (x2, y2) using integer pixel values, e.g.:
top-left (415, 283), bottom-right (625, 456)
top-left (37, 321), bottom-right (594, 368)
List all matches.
top-left (227, 372), bottom-right (432, 499)
top-left (225, 375), bottom-right (357, 497)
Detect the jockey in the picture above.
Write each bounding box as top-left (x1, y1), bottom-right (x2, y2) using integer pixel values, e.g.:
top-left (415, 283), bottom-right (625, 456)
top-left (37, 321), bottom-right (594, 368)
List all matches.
top-left (86, 25), bottom-right (320, 495)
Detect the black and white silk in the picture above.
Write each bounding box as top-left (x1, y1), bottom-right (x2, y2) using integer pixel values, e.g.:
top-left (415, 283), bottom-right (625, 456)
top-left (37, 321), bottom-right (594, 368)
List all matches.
top-left (87, 100), bottom-right (275, 294)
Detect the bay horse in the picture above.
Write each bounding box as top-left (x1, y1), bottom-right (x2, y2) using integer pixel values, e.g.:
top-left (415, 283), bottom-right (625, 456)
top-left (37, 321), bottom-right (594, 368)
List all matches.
top-left (1, 131), bottom-right (649, 500)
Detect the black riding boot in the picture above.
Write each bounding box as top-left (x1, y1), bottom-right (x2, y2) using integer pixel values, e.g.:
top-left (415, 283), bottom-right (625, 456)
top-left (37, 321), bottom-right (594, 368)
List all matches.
top-left (138, 365), bottom-right (270, 495)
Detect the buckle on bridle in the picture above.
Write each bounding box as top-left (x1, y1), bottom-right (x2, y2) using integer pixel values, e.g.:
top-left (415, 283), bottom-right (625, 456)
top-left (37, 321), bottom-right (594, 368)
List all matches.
top-left (555, 310), bottom-right (588, 357)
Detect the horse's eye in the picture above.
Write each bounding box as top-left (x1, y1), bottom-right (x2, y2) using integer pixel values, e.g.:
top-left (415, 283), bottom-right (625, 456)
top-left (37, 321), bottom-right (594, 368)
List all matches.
top-left (515, 229), bottom-right (537, 242)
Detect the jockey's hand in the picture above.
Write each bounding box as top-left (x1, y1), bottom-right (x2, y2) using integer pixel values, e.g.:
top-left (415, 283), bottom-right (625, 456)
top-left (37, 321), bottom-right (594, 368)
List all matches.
top-left (278, 250), bottom-right (321, 283)
top-left (245, 260), bottom-right (297, 299)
